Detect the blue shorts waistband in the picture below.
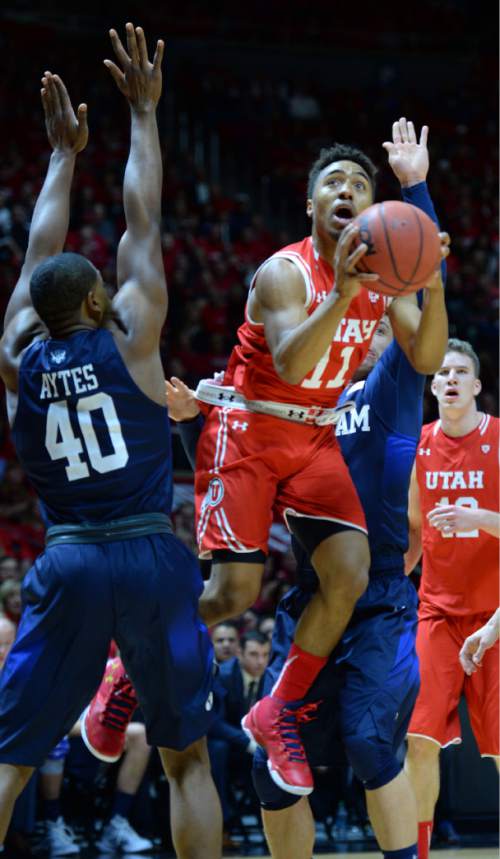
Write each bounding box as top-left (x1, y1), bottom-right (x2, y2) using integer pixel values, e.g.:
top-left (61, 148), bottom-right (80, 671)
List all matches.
top-left (45, 513), bottom-right (173, 546)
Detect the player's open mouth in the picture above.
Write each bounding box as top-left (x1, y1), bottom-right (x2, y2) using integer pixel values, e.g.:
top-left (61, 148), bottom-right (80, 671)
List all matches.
top-left (444, 389), bottom-right (459, 399)
top-left (331, 203), bottom-right (355, 228)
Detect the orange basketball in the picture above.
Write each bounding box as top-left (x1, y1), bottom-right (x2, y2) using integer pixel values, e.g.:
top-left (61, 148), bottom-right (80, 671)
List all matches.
top-left (352, 200), bottom-right (441, 297)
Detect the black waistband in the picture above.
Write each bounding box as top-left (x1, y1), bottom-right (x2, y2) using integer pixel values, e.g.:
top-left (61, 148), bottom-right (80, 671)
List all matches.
top-left (46, 513), bottom-right (173, 546)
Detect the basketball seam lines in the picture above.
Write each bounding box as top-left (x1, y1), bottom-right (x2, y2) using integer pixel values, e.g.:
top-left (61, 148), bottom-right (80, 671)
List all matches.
top-left (379, 201), bottom-right (426, 288)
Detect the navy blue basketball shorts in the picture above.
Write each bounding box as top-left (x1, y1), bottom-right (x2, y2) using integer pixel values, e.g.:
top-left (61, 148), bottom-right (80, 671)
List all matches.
top-left (0, 533), bottom-right (215, 766)
top-left (254, 570), bottom-right (420, 806)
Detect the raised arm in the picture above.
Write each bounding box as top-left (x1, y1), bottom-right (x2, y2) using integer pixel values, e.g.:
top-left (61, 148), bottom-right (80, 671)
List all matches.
top-left (255, 225), bottom-right (377, 384)
top-left (383, 118), bottom-right (449, 374)
top-left (106, 23), bottom-right (166, 352)
top-left (405, 463), bottom-right (423, 574)
top-left (3, 73), bottom-right (88, 330)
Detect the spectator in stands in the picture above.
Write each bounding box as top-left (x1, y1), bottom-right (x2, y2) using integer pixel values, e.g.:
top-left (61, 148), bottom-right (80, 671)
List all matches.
top-left (212, 622), bottom-right (240, 663)
top-left (208, 632), bottom-right (270, 847)
top-left (0, 580), bottom-right (21, 626)
top-left (93, 722), bottom-right (153, 854)
top-left (0, 557), bottom-right (20, 584)
top-left (258, 616), bottom-right (275, 643)
top-left (0, 616), bottom-right (15, 670)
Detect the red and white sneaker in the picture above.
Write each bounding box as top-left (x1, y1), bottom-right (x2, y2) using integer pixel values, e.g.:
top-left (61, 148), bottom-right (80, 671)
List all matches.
top-left (242, 695), bottom-right (316, 795)
top-left (81, 657), bottom-right (138, 763)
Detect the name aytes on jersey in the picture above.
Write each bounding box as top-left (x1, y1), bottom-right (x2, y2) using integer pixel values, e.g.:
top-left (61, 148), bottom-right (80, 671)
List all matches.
top-left (40, 364), bottom-right (99, 399)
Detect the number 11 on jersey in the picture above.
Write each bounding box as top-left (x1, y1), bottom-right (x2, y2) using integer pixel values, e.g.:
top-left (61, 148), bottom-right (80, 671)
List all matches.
top-left (301, 346), bottom-right (355, 390)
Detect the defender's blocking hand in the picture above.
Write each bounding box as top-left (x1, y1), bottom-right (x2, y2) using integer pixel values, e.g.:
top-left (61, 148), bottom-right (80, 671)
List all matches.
top-left (41, 72), bottom-right (88, 154)
top-left (383, 117), bottom-right (429, 187)
top-left (104, 23), bottom-right (164, 113)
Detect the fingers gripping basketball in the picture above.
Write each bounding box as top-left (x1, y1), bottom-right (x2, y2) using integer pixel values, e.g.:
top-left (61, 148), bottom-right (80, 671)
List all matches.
top-left (353, 200), bottom-right (441, 296)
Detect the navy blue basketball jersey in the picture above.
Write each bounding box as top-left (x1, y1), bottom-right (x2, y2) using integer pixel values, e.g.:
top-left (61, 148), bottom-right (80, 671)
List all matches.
top-left (336, 342), bottom-right (425, 572)
top-left (12, 328), bottom-right (172, 526)
top-left (335, 179), bottom-right (443, 575)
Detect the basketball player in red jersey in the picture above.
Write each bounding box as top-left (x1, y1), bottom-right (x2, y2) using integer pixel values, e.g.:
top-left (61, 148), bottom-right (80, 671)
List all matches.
top-left (195, 121), bottom-right (450, 795)
top-left (405, 338), bottom-right (499, 859)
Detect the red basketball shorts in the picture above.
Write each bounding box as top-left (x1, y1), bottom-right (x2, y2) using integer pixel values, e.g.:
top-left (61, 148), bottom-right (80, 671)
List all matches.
top-left (408, 612), bottom-right (499, 756)
top-left (194, 406), bottom-right (366, 558)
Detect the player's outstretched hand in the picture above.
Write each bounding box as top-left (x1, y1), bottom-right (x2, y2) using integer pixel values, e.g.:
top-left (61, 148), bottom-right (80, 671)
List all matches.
top-left (427, 503), bottom-right (477, 535)
top-left (41, 72), bottom-right (88, 154)
top-left (165, 377), bottom-right (200, 422)
top-left (459, 621), bottom-right (499, 675)
top-left (333, 223), bottom-right (378, 302)
top-left (105, 23), bottom-right (164, 113)
top-left (383, 117), bottom-right (429, 187)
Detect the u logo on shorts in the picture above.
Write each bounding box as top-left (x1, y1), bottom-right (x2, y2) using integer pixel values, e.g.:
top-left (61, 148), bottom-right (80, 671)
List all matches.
top-left (203, 477), bottom-right (224, 510)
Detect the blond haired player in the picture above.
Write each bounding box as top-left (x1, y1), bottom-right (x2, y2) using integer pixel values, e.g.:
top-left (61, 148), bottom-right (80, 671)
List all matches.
top-left (405, 338), bottom-right (499, 859)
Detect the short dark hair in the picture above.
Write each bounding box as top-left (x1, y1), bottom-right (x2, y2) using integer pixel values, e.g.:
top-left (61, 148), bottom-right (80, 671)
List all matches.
top-left (213, 620), bottom-right (240, 634)
top-left (445, 338), bottom-right (480, 378)
top-left (307, 144), bottom-right (378, 199)
top-left (241, 631), bottom-right (268, 650)
top-left (30, 252), bottom-right (98, 328)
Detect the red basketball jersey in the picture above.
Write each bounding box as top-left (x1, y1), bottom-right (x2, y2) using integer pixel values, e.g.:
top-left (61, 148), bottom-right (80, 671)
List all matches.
top-left (416, 414), bottom-right (499, 617)
top-left (224, 236), bottom-right (387, 408)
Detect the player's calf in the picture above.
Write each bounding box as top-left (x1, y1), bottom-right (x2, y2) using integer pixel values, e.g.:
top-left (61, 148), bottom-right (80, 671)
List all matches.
top-left (159, 738), bottom-right (222, 859)
top-left (0, 764), bottom-right (34, 842)
top-left (293, 529), bottom-right (370, 658)
top-left (199, 554), bottom-right (265, 627)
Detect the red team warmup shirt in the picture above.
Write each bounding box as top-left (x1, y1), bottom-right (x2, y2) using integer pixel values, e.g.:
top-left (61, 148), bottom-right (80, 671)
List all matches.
top-left (416, 414), bottom-right (499, 618)
top-left (195, 236), bottom-right (387, 557)
top-left (408, 414), bottom-right (499, 754)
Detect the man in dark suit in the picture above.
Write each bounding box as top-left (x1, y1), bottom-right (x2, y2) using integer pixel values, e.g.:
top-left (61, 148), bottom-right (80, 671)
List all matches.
top-left (208, 632), bottom-right (270, 846)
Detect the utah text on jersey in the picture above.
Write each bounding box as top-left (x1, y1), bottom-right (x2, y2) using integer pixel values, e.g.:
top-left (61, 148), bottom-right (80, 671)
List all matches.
top-left (425, 470), bottom-right (485, 490)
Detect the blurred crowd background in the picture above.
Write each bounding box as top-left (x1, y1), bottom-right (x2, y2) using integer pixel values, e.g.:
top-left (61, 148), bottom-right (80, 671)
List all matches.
top-left (0, 0), bottom-right (497, 854)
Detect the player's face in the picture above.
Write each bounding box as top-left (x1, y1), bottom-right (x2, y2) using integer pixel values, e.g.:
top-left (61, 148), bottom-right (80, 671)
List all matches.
top-left (307, 160), bottom-right (373, 239)
top-left (240, 642), bottom-right (270, 678)
top-left (354, 315), bottom-right (393, 380)
top-left (0, 622), bottom-right (15, 670)
top-left (431, 351), bottom-right (481, 410)
top-left (86, 272), bottom-right (113, 326)
top-left (212, 626), bottom-right (239, 662)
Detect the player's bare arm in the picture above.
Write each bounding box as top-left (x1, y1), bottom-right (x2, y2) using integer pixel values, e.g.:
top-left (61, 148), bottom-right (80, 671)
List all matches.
top-left (0, 74), bottom-right (88, 390)
top-left (106, 23), bottom-right (166, 355)
top-left (253, 224), bottom-right (377, 384)
top-left (460, 608), bottom-right (500, 675)
top-left (427, 504), bottom-right (500, 538)
top-left (405, 463), bottom-right (422, 574)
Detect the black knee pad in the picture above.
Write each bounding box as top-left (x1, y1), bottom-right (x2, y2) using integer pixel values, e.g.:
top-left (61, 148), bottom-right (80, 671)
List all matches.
top-left (288, 515), bottom-right (353, 558)
top-left (212, 549), bottom-right (266, 564)
top-left (252, 748), bottom-right (302, 811)
top-left (344, 731), bottom-right (402, 791)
